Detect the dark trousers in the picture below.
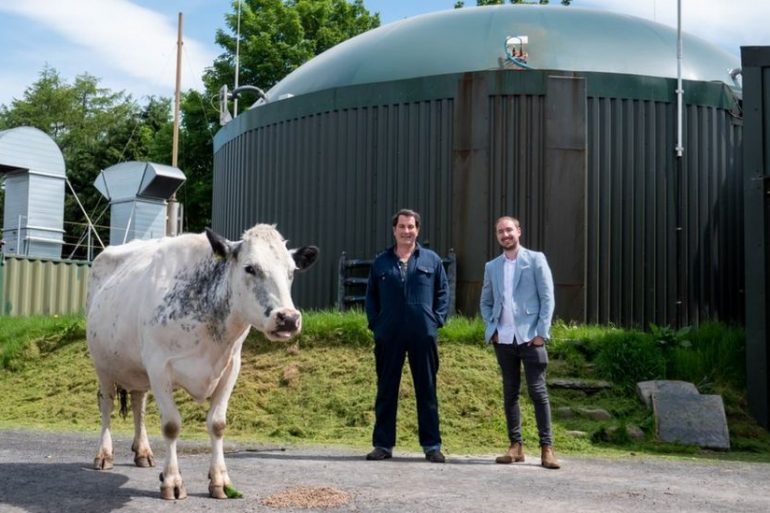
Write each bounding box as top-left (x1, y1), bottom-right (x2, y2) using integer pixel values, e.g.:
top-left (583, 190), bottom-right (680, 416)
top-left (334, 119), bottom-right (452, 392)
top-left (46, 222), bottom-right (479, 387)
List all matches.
top-left (494, 341), bottom-right (553, 447)
top-left (372, 335), bottom-right (441, 450)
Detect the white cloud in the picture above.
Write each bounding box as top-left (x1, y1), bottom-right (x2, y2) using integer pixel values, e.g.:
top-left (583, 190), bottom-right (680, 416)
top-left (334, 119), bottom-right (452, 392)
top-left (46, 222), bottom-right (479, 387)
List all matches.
top-left (0, 0), bottom-right (217, 100)
top-left (578, 0), bottom-right (770, 57)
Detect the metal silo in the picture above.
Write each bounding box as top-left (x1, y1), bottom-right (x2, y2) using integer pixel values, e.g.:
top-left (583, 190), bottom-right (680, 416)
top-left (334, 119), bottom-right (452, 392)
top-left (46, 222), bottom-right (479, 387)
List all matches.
top-left (213, 5), bottom-right (743, 328)
top-left (0, 126), bottom-right (66, 259)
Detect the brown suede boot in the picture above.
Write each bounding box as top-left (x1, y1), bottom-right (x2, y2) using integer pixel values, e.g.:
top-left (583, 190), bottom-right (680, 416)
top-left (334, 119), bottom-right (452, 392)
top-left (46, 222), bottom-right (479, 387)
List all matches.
top-left (495, 442), bottom-right (525, 464)
top-left (540, 445), bottom-right (560, 469)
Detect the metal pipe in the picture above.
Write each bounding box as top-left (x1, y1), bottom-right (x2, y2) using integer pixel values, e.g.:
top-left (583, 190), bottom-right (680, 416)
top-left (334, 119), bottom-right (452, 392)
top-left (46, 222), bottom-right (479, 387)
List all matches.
top-left (172, 12), bottom-right (182, 169)
top-left (674, 0), bottom-right (685, 326)
top-left (16, 215), bottom-right (22, 254)
top-left (233, 0), bottom-right (242, 117)
top-left (675, 0), bottom-right (684, 158)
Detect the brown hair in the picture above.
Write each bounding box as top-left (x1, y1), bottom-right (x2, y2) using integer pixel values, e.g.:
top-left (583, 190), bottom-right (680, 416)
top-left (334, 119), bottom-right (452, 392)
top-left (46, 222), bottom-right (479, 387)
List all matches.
top-left (392, 209), bottom-right (421, 228)
top-left (495, 216), bottom-right (520, 229)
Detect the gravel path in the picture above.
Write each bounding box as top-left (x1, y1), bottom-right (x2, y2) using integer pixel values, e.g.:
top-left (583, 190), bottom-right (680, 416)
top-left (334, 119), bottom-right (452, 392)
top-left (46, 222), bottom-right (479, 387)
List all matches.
top-left (1, 429), bottom-right (768, 513)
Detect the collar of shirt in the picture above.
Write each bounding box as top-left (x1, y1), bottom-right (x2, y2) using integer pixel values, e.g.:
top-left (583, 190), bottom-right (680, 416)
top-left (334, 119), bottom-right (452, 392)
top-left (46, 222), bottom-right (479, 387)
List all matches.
top-left (390, 243), bottom-right (421, 259)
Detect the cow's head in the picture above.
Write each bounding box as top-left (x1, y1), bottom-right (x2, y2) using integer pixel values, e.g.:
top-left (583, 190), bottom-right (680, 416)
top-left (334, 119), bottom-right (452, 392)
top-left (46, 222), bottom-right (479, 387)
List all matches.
top-left (205, 225), bottom-right (318, 341)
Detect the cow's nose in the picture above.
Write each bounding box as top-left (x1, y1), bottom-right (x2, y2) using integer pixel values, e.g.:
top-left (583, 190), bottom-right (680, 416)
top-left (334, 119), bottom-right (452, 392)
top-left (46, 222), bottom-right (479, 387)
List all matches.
top-left (276, 311), bottom-right (300, 331)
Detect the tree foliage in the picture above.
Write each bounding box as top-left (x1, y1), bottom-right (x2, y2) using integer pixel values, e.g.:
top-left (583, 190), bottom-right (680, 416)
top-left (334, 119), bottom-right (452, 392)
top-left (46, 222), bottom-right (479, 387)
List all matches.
top-left (203, 0), bottom-right (380, 95)
top-left (184, 0), bottom-right (380, 231)
top-left (176, 90), bottom-right (217, 232)
top-left (1, 1), bottom-right (382, 246)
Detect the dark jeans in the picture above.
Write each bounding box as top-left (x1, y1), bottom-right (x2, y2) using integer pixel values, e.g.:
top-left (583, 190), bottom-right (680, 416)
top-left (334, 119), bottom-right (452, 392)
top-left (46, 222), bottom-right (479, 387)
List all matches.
top-left (372, 335), bottom-right (441, 451)
top-left (494, 341), bottom-right (553, 447)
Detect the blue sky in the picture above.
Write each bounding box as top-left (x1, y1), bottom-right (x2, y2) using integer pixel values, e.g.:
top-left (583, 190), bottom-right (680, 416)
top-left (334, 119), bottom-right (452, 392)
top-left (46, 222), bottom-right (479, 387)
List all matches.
top-left (0, 0), bottom-right (768, 107)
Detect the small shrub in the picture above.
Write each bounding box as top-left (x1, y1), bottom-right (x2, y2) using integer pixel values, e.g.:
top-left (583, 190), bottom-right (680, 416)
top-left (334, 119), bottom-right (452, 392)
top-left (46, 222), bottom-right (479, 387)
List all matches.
top-left (666, 322), bottom-right (744, 389)
top-left (594, 331), bottom-right (665, 392)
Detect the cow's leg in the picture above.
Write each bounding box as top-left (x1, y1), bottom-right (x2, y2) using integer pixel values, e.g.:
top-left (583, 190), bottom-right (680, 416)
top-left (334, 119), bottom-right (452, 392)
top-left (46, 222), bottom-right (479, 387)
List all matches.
top-left (93, 376), bottom-right (115, 470)
top-left (130, 390), bottom-right (155, 467)
top-left (206, 350), bottom-right (242, 499)
top-left (149, 373), bottom-right (187, 500)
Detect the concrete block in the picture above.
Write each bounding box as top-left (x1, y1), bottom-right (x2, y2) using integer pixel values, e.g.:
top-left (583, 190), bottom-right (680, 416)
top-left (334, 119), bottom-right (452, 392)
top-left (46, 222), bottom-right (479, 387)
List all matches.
top-left (653, 393), bottom-right (730, 450)
top-left (637, 380), bottom-right (699, 409)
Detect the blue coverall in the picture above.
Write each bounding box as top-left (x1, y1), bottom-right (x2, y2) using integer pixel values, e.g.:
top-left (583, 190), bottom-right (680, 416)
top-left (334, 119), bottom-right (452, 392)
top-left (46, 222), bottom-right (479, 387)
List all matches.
top-left (365, 243), bottom-right (449, 452)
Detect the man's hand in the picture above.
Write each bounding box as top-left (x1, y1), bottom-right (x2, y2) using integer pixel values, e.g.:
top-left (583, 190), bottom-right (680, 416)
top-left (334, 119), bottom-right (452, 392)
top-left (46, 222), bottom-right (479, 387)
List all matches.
top-left (529, 336), bottom-right (545, 347)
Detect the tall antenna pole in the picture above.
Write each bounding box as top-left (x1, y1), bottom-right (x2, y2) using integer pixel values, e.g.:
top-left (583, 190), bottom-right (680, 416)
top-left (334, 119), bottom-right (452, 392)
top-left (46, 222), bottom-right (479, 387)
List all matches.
top-left (234, 0), bottom-right (242, 116)
top-left (172, 12), bottom-right (183, 168)
top-left (675, 0), bottom-right (683, 158)
top-left (167, 11), bottom-right (183, 236)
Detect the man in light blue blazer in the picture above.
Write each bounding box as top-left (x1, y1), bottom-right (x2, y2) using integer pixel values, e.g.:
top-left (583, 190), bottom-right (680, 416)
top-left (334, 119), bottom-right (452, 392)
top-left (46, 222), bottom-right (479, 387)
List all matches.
top-left (479, 216), bottom-right (560, 469)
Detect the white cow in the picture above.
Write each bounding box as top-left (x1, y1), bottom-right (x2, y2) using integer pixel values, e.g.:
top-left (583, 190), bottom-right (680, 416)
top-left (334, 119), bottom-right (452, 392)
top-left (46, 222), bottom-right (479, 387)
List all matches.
top-left (86, 224), bottom-right (318, 500)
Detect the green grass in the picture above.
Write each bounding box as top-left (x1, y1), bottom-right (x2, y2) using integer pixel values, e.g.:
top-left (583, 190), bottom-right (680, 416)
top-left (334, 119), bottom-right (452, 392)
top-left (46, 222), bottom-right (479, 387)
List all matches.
top-left (0, 312), bottom-right (768, 461)
top-left (0, 314), bottom-right (85, 370)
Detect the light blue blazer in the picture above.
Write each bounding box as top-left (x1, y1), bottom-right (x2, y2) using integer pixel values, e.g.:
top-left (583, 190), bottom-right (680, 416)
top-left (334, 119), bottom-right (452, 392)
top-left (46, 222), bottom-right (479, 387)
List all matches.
top-left (479, 247), bottom-right (555, 344)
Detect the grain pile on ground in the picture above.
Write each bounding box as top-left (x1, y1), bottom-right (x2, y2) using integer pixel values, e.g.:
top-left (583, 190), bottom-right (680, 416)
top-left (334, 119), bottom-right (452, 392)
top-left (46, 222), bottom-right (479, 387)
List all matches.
top-left (261, 486), bottom-right (351, 508)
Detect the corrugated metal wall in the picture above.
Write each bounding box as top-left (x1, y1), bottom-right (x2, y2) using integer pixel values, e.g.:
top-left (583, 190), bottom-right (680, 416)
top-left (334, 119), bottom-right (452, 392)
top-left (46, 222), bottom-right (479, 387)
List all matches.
top-left (213, 70), bottom-right (743, 327)
top-left (0, 256), bottom-right (90, 317)
top-left (583, 98), bottom-right (743, 327)
top-left (488, 96), bottom-right (547, 251)
top-left (215, 100), bottom-right (455, 309)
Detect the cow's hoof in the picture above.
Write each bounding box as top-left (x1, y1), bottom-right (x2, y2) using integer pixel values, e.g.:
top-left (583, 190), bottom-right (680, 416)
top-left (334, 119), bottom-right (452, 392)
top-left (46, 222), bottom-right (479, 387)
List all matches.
top-left (160, 483), bottom-right (187, 500)
top-left (134, 454), bottom-right (155, 467)
top-left (93, 456), bottom-right (113, 470)
top-left (209, 484), bottom-right (227, 499)
top-left (210, 483), bottom-right (243, 499)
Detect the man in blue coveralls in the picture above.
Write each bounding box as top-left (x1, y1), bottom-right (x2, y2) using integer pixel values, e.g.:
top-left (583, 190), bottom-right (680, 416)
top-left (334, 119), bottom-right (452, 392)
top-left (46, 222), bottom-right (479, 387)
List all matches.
top-left (364, 208), bottom-right (449, 463)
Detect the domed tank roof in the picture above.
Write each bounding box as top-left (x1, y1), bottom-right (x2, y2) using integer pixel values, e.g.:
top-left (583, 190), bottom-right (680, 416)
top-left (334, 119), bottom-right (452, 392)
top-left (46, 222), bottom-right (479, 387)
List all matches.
top-left (266, 5), bottom-right (740, 101)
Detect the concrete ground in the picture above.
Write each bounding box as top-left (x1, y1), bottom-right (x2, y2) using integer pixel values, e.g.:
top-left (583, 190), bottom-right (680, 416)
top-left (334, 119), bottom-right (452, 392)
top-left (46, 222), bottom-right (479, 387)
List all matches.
top-left (1, 429), bottom-right (768, 513)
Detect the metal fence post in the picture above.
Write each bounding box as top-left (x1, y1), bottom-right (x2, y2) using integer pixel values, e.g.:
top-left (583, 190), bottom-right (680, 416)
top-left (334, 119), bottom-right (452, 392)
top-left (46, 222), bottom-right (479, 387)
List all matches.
top-left (337, 251), bottom-right (347, 311)
top-left (445, 248), bottom-right (457, 316)
top-left (0, 251), bottom-right (5, 317)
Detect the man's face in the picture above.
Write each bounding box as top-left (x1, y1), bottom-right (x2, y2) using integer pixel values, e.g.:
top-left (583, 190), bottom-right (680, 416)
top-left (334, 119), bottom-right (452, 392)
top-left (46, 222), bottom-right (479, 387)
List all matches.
top-left (496, 218), bottom-right (521, 251)
top-left (393, 215), bottom-right (419, 246)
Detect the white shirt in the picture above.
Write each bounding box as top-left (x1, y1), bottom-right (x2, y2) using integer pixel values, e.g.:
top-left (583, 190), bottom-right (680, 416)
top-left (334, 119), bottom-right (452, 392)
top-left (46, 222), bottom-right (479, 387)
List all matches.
top-left (496, 255), bottom-right (520, 345)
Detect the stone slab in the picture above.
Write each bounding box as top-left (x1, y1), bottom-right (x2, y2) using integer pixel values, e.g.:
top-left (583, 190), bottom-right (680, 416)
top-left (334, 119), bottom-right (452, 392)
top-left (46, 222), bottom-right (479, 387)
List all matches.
top-left (653, 392), bottom-right (730, 450)
top-left (577, 407), bottom-right (613, 421)
top-left (548, 378), bottom-right (613, 394)
top-left (636, 380), bottom-right (699, 409)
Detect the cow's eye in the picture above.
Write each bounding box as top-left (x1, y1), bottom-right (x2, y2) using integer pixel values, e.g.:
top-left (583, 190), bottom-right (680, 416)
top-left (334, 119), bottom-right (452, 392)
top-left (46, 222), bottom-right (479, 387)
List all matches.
top-left (244, 265), bottom-right (258, 276)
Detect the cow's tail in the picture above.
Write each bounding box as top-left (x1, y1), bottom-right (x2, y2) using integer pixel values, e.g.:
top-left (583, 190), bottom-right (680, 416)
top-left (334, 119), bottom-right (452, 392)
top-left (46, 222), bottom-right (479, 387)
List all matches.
top-left (117, 386), bottom-right (129, 419)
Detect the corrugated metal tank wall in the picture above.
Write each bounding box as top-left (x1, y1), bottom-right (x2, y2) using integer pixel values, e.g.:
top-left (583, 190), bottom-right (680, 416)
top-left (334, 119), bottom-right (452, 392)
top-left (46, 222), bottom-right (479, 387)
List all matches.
top-left (487, 94), bottom-right (547, 252)
top-left (214, 98), bottom-right (455, 309)
top-left (682, 103), bottom-right (743, 325)
top-left (582, 97), bottom-right (743, 327)
top-left (214, 70), bottom-right (743, 327)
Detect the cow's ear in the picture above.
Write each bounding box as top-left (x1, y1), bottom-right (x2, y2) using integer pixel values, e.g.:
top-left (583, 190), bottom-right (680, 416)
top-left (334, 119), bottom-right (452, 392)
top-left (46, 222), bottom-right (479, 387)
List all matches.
top-left (205, 228), bottom-right (237, 260)
top-left (292, 245), bottom-right (319, 271)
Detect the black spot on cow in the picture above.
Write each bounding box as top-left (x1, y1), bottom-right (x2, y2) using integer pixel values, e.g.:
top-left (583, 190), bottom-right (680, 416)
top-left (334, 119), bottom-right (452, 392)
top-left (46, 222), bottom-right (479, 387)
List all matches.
top-left (152, 258), bottom-right (232, 341)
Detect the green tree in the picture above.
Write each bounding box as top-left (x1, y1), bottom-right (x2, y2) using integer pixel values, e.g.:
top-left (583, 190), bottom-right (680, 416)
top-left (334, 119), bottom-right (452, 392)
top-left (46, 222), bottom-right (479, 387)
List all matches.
top-left (176, 90), bottom-right (217, 232)
top-left (179, 0), bottom-right (380, 233)
top-left (204, 0), bottom-right (380, 95)
top-left (0, 67), bottom-right (173, 258)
